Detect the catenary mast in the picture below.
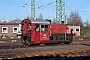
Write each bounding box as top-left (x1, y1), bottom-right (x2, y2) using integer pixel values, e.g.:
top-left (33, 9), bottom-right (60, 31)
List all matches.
top-left (31, 0), bottom-right (35, 19)
top-left (31, 0), bottom-right (65, 23)
top-left (56, 0), bottom-right (65, 24)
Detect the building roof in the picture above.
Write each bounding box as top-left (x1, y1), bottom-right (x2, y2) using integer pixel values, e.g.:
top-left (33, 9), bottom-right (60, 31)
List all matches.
top-left (0, 23), bottom-right (19, 25)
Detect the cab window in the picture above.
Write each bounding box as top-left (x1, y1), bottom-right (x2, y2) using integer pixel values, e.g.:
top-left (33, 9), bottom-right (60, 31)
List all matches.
top-left (41, 25), bottom-right (48, 32)
top-left (21, 24), bottom-right (24, 30)
top-left (28, 23), bottom-right (31, 30)
top-left (35, 24), bottom-right (39, 32)
top-left (45, 25), bottom-right (48, 31)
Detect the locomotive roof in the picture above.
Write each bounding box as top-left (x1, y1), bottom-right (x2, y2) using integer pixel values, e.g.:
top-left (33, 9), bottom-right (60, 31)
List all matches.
top-left (30, 19), bottom-right (50, 24)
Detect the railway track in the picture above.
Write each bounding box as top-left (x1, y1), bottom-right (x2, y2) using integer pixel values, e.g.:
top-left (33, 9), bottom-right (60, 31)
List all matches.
top-left (0, 39), bottom-right (90, 59)
top-left (0, 42), bottom-right (25, 49)
top-left (0, 40), bottom-right (90, 49)
top-left (0, 44), bottom-right (90, 59)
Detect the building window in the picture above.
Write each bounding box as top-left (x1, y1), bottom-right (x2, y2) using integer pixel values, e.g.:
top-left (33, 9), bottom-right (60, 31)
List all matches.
top-left (13, 27), bottom-right (18, 33)
top-left (76, 28), bottom-right (80, 32)
top-left (2, 27), bottom-right (8, 33)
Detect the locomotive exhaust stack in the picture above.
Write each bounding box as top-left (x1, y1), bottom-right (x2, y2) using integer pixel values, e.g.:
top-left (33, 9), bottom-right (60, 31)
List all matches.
top-left (61, 21), bottom-right (64, 24)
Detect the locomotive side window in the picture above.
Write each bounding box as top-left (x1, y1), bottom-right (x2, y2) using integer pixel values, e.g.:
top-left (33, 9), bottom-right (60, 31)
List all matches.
top-left (21, 24), bottom-right (24, 30)
top-left (45, 25), bottom-right (48, 31)
top-left (41, 25), bottom-right (48, 32)
top-left (28, 23), bottom-right (31, 30)
top-left (35, 24), bottom-right (39, 32)
top-left (41, 25), bottom-right (44, 31)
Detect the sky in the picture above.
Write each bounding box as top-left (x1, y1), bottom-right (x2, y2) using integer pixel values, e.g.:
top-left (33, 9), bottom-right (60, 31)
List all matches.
top-left (0, 0), bottom-right (90, 22)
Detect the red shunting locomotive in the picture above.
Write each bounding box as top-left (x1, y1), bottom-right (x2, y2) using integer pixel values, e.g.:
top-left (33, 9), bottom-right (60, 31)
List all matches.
top-left (20, 19), bottom-right (73, 45)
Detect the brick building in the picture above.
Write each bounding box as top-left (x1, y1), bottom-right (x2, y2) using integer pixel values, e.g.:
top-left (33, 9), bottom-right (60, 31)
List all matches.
top-left (0, 23), bottom-right (21, 38)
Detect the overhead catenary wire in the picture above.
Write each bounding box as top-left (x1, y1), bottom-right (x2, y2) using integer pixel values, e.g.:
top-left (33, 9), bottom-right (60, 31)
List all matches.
top-left (38, 1), bottom-right (55, 9)
top-left (0, 0), bottom-right (28, 7)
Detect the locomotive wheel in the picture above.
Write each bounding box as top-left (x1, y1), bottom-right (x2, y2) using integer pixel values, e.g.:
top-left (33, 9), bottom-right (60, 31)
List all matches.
top-left (21, 37), bottom-right (26, 44)
top-left (64, 42), bottom-right (70, 44)
top-left (25, 37), bottom-right (31, 45)
top-left (21, 37), bottom-right (31, 45)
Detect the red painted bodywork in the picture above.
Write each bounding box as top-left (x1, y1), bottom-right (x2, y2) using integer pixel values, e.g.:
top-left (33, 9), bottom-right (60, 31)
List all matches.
top-left (50, 24), bottom-right (67, 34)
top-left (21, 19), bottom-right (31, 34)
top-left (31, 24), bottom-right (50, 43)
top-left (21, 19), bottom-right (68, 44)
top-left (21, 19), bottom-right (50, 43)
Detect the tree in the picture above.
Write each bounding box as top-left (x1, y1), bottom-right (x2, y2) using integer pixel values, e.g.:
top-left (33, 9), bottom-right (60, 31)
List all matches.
top-left (38, 13), bottom-right (43, 20)
top-left (84, 19), bottom-right (90, 35)
top-left (52, 18), bottom-right (57, 24)
top-left (9, 18), bottom-right (22, 23)
top-left (84, 19), bottom-right (90, 29)
top-left (26, 16), bottom-right (32, 20)
top-left (68, 11), bottom-right (83, 26)
top-left (68, 11), bottom-right (84, 36)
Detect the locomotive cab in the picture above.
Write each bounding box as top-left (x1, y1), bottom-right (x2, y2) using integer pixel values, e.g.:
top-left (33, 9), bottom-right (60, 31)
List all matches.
top-left (21, 19), bottom-right (50, 45)
top-left (21, 19), bottom-right (31, 45)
